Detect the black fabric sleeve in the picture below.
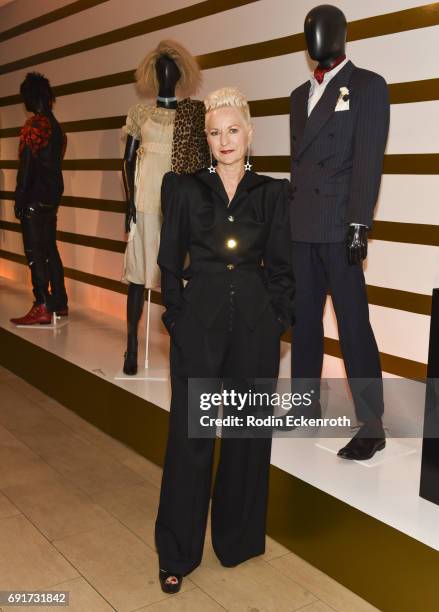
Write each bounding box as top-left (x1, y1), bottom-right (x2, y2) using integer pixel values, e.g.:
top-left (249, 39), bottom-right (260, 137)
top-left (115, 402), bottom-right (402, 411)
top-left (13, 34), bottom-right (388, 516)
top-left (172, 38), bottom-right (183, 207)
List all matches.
top-left (346, 74), bottom-right (390, 227)
top-left (14, 144), bottom-right (33, 212)
top-left (157, 172), bottom-right (189, 334)
top-left (263, 179), bottom-right (295, 329)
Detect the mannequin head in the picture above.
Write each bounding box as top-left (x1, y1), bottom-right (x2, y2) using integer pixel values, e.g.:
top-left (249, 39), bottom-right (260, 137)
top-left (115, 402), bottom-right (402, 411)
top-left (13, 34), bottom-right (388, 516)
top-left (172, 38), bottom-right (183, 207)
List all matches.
top-left (156, 54), bottom-right (181, 98)
top-left (20, 71), bottom-right (54, 114)
top-left (304, 4), bottom-right (347, 67)
top-left (135, 39), bottom-right (201, 99)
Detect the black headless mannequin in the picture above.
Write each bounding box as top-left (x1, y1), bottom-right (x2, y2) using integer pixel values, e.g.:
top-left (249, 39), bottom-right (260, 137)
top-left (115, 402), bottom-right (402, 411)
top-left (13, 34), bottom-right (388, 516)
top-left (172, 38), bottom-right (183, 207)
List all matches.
top-left (122, 55), bottom-right (181, 375)
top-left (304, 5), bottom-right (368, 265)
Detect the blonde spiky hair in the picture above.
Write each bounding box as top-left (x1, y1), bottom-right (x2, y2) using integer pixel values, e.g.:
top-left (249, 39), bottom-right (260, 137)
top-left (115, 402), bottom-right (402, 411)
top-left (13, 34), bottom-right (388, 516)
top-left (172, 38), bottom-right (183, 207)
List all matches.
top-left (135, 39), bottom-right (202, 99)
top-left (204, 87), bottom-right (251, 124)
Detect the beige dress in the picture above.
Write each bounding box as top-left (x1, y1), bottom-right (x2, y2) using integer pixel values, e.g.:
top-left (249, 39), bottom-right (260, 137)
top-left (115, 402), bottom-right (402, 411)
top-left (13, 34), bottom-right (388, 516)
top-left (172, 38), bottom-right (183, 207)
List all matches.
top-left (122, 104), bottom-right (176, 289)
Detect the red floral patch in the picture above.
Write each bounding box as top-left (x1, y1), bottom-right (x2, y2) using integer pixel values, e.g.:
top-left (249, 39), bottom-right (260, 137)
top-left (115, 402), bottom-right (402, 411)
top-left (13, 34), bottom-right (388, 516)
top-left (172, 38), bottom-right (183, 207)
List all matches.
top-left (19, 113), bottom-right (51, 157)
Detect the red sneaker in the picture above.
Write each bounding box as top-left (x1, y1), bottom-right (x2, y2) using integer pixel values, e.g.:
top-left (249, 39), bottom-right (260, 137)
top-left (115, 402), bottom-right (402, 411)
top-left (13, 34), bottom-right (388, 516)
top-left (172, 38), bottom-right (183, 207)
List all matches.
top-left (10, 303), bottom-right (52, 325)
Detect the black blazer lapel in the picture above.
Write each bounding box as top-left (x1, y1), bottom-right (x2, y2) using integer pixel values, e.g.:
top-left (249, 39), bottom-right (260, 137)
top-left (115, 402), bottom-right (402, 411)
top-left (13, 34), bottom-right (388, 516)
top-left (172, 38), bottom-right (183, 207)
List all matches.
top-left (291, 82), bottom-right (310, 155)
top-left (296, 60), bottom-right (355, 158)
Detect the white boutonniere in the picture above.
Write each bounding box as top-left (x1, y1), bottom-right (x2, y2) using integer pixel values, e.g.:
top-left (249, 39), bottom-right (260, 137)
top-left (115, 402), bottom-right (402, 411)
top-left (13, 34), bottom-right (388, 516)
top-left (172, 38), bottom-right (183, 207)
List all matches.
top-left (335, 86), bottom-right (350, 111)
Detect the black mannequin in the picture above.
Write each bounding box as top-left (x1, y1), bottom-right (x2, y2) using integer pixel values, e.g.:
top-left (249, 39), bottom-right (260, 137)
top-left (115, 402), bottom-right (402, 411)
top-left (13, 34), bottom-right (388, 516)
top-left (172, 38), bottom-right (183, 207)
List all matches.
top-left (305, 4), bottom-right (368, 265)
top-left (122, 55), bottom-right (181, 375)
top-left (285, 4), bottom-right (389, 460)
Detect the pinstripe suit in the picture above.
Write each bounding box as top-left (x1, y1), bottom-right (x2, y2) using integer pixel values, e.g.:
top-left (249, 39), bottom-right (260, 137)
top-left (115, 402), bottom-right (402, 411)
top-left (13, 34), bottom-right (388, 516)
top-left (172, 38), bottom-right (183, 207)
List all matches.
top-left (289, 60), bottom-right (390, 421)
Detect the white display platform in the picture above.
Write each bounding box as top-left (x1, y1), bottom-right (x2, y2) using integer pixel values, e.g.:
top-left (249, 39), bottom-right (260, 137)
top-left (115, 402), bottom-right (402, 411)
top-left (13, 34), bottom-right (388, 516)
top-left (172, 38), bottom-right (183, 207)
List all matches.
top-left (114, 368), bottom-right (169, 382)
top-left (1, 276), bottom-right (438, 553)
top-left (315, 437), bottom-right (417, 469)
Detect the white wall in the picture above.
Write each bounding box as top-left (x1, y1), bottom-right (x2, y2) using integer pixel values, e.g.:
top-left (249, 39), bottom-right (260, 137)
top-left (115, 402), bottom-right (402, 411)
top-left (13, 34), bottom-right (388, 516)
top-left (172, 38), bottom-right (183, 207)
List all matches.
top-left (0, 0), bottom-right (437, 375)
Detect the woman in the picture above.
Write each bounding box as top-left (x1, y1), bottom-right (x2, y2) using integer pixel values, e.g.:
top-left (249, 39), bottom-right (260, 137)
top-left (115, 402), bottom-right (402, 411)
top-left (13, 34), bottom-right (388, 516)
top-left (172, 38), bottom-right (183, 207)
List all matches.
top-left (10, 72), bottom-right (68, 325)
top-left (155, 87), bottom-right (294, 593)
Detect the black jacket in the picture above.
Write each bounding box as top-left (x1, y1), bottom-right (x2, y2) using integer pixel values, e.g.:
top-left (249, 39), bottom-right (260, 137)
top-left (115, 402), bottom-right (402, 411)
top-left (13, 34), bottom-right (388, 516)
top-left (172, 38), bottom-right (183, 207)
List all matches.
top-left (158, 169), bottom-right (295, 332)
top-left (289, 60), bottom-right (390, 242)
top-left (15, 110), bottom-right (66, 212)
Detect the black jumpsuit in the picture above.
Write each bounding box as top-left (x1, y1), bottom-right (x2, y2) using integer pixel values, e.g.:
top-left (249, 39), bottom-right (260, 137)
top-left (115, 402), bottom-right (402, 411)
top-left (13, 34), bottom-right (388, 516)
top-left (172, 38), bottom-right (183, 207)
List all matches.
top-left (154, 169), bottom-right (294, 575)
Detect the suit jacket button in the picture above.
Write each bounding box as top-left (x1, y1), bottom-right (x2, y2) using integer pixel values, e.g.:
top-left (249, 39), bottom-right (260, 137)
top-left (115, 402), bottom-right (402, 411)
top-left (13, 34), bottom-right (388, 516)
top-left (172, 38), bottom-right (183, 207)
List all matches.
top-left (314, 188), bottom-right (320, 194)
top-left (293, 135), bottom-right (297, 141)
top-left (318, 161), bottom-right (324, 167)
top-left (227, 264), bottom-right (235, 270)
top-left (328, 133), bottom-right (335, 139)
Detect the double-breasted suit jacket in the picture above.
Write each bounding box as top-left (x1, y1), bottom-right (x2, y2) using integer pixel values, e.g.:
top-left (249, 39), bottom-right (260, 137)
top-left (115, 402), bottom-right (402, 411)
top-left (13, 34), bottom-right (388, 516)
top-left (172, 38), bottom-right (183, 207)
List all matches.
top-left (289, 60), bottom-right (390, 242)
top-left (158, 168), bottom-right (295, 335)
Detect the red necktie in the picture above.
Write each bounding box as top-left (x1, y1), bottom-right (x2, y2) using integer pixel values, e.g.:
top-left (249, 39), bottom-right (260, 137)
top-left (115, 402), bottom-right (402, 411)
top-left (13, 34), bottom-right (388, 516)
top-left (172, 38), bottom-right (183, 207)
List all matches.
top-left (314, 54), bottom-right (346, 84)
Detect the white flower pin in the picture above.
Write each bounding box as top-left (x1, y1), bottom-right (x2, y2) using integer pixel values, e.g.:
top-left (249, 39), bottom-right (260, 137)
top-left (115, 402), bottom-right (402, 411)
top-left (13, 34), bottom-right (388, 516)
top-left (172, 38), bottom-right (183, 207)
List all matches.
top-left (339, 86), bottom-right (350, 101)
top-left (335, 86), bottom-right (350, 111)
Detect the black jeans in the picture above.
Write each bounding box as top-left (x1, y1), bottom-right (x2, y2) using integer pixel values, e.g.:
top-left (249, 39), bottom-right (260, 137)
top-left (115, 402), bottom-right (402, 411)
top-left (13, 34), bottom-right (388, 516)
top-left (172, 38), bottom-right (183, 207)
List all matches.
top-left (20, 202), bottom-right (67, 310)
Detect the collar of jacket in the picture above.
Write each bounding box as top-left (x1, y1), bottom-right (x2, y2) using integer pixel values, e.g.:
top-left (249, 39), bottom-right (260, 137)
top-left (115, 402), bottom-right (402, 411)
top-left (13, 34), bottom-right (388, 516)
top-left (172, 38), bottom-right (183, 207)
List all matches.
top-left (193, 168), bottom-right (272, 206)
top-left (295, 59), bottom-right (355, 158)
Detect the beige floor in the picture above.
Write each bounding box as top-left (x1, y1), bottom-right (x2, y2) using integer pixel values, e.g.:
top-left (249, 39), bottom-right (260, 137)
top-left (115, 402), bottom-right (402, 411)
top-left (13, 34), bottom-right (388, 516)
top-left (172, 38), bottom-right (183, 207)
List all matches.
top-left (0, 365), bottom-right (381, 612)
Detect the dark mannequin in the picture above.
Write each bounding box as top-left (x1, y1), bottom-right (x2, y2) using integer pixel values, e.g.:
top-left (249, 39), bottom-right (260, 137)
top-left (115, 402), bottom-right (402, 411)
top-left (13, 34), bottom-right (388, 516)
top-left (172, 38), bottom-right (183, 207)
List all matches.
top-left (10, 72), bottom-right (68, 325)
top-left (122, 55), bottom-right (181, 375)
top-left (305, 4), bottom-right (368, 265)
top-left (285, 4), bottom-right (387, 460)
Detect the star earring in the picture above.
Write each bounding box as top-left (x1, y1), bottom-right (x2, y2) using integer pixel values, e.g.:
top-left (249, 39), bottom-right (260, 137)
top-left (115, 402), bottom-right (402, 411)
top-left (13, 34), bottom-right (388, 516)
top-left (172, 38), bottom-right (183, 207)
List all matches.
top-left (208, 149), bottom-right (216, 173)
top-left (244, 148), bottom-right (252, 171)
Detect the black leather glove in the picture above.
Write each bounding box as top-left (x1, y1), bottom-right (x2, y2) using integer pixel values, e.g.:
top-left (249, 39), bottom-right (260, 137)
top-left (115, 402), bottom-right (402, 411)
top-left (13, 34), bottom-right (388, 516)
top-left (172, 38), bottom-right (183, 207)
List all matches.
top-left (125, 200), bottom-right (136, 233)
top-left (346, 224), bottom-right (368, 265)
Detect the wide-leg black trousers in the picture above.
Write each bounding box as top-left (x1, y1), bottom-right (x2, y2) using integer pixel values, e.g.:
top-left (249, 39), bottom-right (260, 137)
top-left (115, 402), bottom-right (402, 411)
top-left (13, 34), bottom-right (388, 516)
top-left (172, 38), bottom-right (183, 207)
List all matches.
top-left (155, 297), bottom-right (282, 576)
top-left (291, 241), bottom-right (384, 421)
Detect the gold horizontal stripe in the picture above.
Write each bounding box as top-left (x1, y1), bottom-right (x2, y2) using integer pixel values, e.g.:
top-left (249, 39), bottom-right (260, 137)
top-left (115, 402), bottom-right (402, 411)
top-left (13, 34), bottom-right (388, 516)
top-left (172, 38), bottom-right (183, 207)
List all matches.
top-left (1, 3), bottom-right (438, 105)
top-left (0, 220), bottom-right (432, 315)
top-left (2, 154), bottom-right (438, 174)
top-left (0, 190), bottom-right (125, 213)
top-left (0, 219), bottom-right (125, 253)
top-left (250, 155), bottom-right (439, 175)
top-left (60, 195), bottom-right (125, 213)
top-left (0, 0), bottom-right (110, 43)
top-left (324, 336), bottom-right (426, 380)
top-left (3, 76), bottom-right (439, 137)
top-left (0, 115), bottom-right (126, 138)
top-left (0, 248), bottom-right (128, 295)
top-left (0, 246), bottom-right (427, 379)
top-left (366, 284), bottom-right (432, 316)
top-left (370, 221), bottom-right (439, 247)
top-left (383, 154), bottom-right (439, 174)
top-left (0, 71), bottom-right (134, 107)
top-left (0, 0), bottom-right (259, 76)
top-left (348, 2), bottom-right (439, 41)
top-left (389, 78), bottom-right (439, 104)
top-left (0, 159), bottom-right (121, 170)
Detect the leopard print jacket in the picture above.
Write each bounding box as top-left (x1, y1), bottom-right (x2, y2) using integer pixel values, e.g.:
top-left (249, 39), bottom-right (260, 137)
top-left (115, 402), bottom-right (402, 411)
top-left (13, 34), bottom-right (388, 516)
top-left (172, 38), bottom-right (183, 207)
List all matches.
top-left (123, 98), bottom-right (210, 174)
